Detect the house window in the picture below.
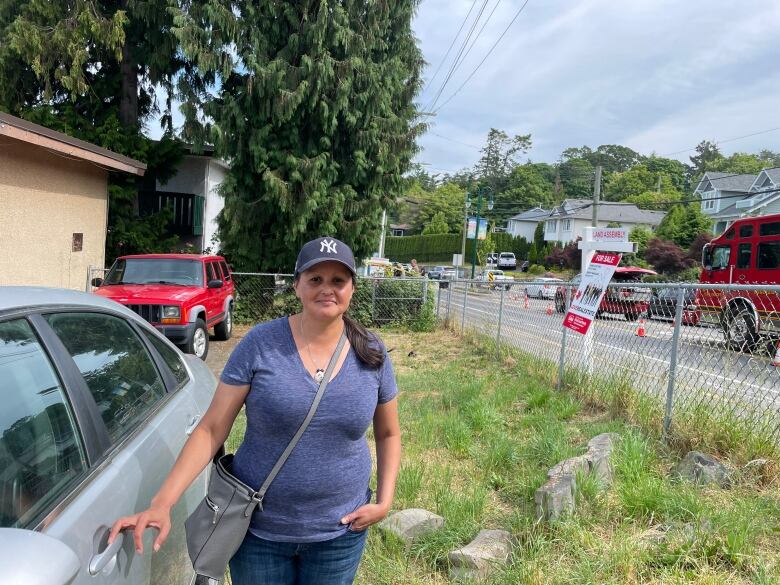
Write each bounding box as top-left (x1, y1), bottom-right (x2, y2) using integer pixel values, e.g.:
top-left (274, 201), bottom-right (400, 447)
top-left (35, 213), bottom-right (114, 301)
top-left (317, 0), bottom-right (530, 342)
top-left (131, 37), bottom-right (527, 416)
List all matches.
top-left (562, 219), bottom-right (571, 231)
top-left (702, 191), bottom-right (716, 211)
top-left (392, 229), bottom-right (404, 236)
top-left (546, 220), bottom-right (557, 232)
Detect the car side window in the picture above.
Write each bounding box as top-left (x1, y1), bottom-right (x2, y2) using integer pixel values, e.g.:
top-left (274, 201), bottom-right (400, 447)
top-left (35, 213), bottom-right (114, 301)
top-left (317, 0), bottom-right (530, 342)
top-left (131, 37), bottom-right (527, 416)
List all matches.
top-left (141, 330), bottom-right (190, 390)
top-left (219, 261), bottom-right (231, 282)
top-left (43, 313), bottom-right (166, 443)
top-left (757, 242), bottom-right (780, 270)
top-left (0, 319), bottom-right (87, 528)
top-left (206, 262), bottom-right (218, 283)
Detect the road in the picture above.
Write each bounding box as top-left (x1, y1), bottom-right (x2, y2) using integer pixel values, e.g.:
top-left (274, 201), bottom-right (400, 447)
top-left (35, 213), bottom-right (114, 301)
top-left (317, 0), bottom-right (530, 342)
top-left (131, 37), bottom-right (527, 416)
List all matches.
top-left (435, 283), bottom-right (780, 423)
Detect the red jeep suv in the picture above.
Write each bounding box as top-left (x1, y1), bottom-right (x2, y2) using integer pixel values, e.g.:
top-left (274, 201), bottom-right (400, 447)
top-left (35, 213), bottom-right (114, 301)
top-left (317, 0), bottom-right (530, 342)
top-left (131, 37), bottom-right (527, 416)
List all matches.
top-left (93, 254), bottom-right (234, 359)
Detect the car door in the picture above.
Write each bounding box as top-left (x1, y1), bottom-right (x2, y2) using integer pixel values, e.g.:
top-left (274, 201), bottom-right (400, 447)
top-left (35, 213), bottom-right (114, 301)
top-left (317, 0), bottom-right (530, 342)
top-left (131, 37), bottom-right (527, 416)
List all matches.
top-left (205, 261), bottom-right (224, 326)
top-left (34, 310), bottom-right (206, 585)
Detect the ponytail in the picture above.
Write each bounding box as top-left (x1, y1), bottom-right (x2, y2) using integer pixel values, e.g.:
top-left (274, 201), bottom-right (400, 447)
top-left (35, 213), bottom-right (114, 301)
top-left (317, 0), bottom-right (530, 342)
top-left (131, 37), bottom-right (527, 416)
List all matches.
top-left (343, 314), bottom-right (385, 369)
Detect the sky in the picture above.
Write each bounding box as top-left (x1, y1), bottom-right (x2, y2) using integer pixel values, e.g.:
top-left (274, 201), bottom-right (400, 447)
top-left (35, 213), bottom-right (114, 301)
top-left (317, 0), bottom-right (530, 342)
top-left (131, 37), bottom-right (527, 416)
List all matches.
top-left (147, 1), bottom-right (780, 175)
top-left (413, 0), bottom-right (780, 175)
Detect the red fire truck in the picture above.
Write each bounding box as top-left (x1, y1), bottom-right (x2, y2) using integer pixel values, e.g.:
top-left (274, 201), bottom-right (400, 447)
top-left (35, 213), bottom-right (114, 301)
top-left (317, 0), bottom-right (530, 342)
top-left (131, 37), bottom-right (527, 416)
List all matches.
top-left (698, 214), bottom-right (780, 350)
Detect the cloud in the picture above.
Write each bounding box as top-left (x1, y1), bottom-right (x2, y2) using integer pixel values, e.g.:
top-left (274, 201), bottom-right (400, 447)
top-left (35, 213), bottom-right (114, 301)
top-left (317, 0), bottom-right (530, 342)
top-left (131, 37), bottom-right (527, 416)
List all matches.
top-left (414, 0), bottom-right (780, 170)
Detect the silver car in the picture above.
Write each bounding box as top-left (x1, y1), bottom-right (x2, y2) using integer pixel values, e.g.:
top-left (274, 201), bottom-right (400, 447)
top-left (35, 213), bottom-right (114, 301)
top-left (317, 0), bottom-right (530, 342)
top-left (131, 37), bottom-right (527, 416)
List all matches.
top-left (0, 287), bottom-right (216, 585)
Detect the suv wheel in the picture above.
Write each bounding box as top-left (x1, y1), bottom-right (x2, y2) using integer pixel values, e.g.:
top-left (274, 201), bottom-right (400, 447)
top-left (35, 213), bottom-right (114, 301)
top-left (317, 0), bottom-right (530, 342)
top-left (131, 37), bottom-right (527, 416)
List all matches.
top-left (186, 319), bottom-right (209, 360)
top-left (214, 305), bottom-right (233, 341)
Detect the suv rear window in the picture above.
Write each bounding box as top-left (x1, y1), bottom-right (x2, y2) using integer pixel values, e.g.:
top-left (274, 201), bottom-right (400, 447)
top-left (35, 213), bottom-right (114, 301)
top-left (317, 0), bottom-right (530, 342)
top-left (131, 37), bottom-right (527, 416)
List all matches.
top-left (104, 259), bottom-right (204, 287)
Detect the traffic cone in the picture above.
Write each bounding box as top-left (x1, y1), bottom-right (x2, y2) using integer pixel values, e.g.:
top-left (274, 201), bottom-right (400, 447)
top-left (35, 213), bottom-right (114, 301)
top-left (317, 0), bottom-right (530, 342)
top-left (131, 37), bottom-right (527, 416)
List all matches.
top-left (635, 318), bottom-right (646, 337)
top-left (772, 342), bottom-right (780, 367)
top-left (546, 303), bottom-right (553, 316)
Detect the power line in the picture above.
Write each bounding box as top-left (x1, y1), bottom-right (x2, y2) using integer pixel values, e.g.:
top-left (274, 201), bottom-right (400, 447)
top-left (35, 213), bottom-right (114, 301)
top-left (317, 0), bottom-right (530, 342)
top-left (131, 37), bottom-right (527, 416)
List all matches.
top-left (428, 132), bottom-right (482, 150)
top-left (661, 127), bottom-right (780, 157)
top-left (426, 0), bottom-right (492, 112)
top-left (434, 0), bottom-right (532, 114)
top-left (423, 0), bottom-right (480, 94)
top-left (446, 0), bottom-right (504, 89)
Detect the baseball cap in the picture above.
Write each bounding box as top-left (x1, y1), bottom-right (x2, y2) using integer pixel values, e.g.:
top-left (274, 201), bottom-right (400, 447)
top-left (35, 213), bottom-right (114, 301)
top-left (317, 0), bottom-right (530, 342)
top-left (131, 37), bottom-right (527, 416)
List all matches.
top-left (294, 237), bottom-right (356, 276)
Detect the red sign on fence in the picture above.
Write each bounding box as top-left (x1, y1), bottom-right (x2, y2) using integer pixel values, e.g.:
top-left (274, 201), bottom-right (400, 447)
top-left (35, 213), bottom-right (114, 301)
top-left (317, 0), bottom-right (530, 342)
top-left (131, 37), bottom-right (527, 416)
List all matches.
top-left (563, 252), bottom-right (622, 334)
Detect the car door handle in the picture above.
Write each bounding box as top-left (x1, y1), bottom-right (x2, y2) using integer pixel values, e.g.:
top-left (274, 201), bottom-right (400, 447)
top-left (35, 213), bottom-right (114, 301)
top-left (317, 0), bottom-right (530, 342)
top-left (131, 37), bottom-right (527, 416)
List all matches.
top-left (185, 415), bottom-right (201, 435)
top-left (89, 532), bottom-right (124, 576)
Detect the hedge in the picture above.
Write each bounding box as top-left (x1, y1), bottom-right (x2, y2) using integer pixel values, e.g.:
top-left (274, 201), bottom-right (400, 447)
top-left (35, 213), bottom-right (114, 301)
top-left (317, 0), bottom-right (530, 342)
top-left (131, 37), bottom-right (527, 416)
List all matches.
top-left (385, 233), bottom-right (531, 264)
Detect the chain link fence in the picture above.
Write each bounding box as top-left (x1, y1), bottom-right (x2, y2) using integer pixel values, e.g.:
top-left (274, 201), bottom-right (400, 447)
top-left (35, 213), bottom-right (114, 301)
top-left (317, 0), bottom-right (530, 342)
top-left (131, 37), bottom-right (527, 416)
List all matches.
top-left (229, 273), bottom-right (432, 328)
top-left (436, 277), bottom-right (780, 445)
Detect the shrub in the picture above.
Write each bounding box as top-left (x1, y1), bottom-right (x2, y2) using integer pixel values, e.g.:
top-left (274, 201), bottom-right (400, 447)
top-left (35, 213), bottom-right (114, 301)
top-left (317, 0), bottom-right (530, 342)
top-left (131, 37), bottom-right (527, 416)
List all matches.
top-left (528, 264), bottom-right (545, 275)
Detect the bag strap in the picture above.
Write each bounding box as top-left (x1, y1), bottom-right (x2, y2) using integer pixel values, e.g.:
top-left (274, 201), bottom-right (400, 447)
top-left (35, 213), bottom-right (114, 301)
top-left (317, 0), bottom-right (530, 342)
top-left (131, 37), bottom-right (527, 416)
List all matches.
top-left (254, 331), bottom-right (348, 505)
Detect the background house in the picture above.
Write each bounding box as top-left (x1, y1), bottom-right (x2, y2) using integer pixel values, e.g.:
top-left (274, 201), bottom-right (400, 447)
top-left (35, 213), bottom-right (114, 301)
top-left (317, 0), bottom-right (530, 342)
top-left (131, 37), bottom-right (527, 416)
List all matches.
top-left (140, 145), bottom-right (229, 253)
top-left (506, 206), bottom-right (548, 240)
top-left (389, 223), bottom-right (411, 236)
top-left (694, 171), bottom-right (756, 235)
top-left (696, 168), bottom-right (780, 235)
top-left (543, 199), bottom-right (666, 243)
top-left (0, 112), bottom-right (146, 288)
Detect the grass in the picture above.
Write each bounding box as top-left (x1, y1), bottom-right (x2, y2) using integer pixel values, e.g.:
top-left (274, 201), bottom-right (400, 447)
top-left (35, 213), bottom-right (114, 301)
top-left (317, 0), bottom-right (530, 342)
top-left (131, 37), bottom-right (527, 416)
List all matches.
top-left (224, 326), bottom-right (780, 584)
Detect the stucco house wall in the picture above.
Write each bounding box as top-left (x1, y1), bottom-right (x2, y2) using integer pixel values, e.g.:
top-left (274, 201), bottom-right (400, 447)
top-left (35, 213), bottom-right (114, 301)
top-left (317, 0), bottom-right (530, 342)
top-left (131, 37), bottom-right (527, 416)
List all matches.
top-left (0, 140), bottom-right (108, 288)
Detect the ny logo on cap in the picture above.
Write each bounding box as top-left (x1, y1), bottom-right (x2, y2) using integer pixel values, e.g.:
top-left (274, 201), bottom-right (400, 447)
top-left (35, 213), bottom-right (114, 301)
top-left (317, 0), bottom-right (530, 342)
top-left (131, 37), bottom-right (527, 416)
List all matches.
top-left (320, 239), bottom-right (338, 254)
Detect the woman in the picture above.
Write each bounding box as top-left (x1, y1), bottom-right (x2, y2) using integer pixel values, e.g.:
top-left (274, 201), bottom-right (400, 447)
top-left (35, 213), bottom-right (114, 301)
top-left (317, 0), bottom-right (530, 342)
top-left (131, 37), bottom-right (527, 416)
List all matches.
top-left (110, 236), bottom-right (401, 585)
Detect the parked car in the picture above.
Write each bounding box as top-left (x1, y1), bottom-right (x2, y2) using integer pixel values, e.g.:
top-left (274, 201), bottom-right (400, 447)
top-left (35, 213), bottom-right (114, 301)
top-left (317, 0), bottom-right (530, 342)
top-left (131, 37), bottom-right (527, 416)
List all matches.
top-left (497, 252), bottom-right (517, 270)
top-left (428, 266), bottom-right (446, 280)
top-left (647, 287), bottom-right (700, 326)
top-left (442, 266), bottom-right (464, 280)
top-left (526, 277), bottom-right (565, 299)
top-left (93, 254), bottom-right (235, 360)
top-left (0, 287), bottom-right (215, 585)
top-left (477, 269), bottom-right (514, 290)
top-left (554, 267), bottom-right (657, 320)
top-left (486, 253), bottom-right (499, 266)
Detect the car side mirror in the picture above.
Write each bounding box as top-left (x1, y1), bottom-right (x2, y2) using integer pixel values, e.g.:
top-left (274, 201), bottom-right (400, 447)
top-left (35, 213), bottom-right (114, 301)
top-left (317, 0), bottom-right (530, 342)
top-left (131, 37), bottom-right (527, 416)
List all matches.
top-left (91, 277), bottom-right (103, 287)
top-left (208, 279), bottom-right (224, 289)
top-left (0, 528), bottom-right (80, 585)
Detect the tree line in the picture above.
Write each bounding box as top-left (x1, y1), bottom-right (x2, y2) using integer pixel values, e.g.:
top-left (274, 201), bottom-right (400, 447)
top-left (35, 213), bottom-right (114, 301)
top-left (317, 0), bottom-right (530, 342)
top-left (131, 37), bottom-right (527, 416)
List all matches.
top-left (396, 130), bottom-right (780, 276)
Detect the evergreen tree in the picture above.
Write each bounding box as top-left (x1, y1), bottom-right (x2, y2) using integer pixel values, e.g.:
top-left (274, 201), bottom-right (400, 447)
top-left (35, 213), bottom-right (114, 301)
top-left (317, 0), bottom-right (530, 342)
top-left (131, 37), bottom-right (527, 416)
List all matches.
top-left (174, 0), bottom-right (424, 271)
top-left (534, 221), bottom-right (545, 249)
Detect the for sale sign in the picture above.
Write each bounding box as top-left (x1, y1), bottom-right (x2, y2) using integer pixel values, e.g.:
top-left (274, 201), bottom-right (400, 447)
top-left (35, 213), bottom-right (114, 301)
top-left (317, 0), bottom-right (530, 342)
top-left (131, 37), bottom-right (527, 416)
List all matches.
top-left (563, 252), bottom-right (622, 334)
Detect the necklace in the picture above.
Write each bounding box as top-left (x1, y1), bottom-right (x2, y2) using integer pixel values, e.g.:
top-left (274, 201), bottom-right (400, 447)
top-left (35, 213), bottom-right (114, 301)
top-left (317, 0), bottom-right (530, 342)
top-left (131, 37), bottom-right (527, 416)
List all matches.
top-left (299, 315), bottom-right (342, 382)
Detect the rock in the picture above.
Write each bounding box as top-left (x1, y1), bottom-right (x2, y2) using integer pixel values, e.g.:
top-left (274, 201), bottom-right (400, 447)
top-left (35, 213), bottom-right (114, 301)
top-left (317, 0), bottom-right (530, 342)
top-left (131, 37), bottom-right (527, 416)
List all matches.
top-left (378, 508), bottom-right (444, 542)
top-left (586, 433), bottom-right (620, 485)
top-left (672, 451), bottom-right (732, 488)
top-left (448, 529), bottom-right (512, 582)
top-left (535, 474), bottom-right (576, 521)
top-left (547, 455), bottom-right (590, 479)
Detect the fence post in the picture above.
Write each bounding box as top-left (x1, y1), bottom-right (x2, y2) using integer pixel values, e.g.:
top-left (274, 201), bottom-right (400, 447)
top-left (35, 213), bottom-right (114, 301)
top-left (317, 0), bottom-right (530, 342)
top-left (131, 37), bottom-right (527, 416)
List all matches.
top-left (496, 286), bottom-right (505, 356)
top-left (371, 279), bottom-right (377, 323)
top-left (557, 285), bottom-right (570, 391)
top-left (422, 278), bottom-right (428, 306)
top-left (663, 286), bottom-right (686, 441)
top-left (461, 282), bottom-right (468, 334)
top-left (85, 265), bottom-right (94, 292)
top-left (436, 282), bottom-right (442, 317)
top-left (446, 283), bottom-right (453, 325)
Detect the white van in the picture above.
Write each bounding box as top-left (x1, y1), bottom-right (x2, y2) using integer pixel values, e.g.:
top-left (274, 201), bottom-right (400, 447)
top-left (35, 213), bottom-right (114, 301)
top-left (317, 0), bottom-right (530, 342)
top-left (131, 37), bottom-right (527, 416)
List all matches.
top-left (497, 252), bottom-right (516, 270)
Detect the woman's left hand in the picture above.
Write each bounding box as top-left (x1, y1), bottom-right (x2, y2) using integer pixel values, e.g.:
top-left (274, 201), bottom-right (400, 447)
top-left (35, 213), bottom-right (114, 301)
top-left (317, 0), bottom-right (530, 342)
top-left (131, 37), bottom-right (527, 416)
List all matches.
top-left (340, 503), bottom-right (390, 532)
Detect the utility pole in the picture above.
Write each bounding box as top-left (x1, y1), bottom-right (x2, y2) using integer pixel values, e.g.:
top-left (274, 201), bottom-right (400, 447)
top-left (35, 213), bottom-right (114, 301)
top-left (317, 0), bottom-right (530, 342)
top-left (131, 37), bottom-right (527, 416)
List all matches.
top-left (591, 165), bottom-right (602, 228)
top-left (656, 174), bottom-right (662, 193)
top-left (378, 209), bottom-right (387, 257)
top-left (468, 186), bottom-right (494, 279)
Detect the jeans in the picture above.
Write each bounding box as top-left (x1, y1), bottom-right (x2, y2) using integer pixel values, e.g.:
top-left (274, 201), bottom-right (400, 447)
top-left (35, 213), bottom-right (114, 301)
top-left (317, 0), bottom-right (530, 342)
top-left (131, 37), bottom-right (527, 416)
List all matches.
top-left (229, 528), bottom-right (368, 585)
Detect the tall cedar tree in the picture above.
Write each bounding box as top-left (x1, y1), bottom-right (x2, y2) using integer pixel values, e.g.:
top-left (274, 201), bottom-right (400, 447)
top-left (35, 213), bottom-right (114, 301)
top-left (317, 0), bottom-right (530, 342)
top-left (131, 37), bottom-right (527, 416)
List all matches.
top-left (0, 0), bottom-right (188, 261)
top-left (174, 1), bottom-right (424, 271)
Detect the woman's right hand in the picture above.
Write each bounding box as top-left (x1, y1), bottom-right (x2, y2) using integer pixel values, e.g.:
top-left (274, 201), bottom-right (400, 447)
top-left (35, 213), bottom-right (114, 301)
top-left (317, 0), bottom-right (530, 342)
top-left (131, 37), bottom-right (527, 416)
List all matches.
top-left (108, 504), bottom-right (172, 554)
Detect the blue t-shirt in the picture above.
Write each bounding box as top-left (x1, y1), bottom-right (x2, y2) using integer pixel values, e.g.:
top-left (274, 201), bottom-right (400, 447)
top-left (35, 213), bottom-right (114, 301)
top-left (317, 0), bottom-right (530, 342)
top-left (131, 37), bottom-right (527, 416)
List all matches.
top-left (220, 317), bottom-right (398, 543)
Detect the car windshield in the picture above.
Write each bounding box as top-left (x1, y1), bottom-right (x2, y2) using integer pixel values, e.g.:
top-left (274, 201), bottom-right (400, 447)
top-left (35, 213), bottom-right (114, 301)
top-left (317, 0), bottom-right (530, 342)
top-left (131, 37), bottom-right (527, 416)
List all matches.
top-left (103, 259), bottom-right (204, 286)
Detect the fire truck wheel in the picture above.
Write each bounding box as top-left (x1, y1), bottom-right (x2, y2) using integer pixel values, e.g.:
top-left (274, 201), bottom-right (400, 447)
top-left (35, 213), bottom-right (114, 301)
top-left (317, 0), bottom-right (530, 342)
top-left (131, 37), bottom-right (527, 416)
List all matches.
top-left (724, 307), bottom-right (759, 352)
